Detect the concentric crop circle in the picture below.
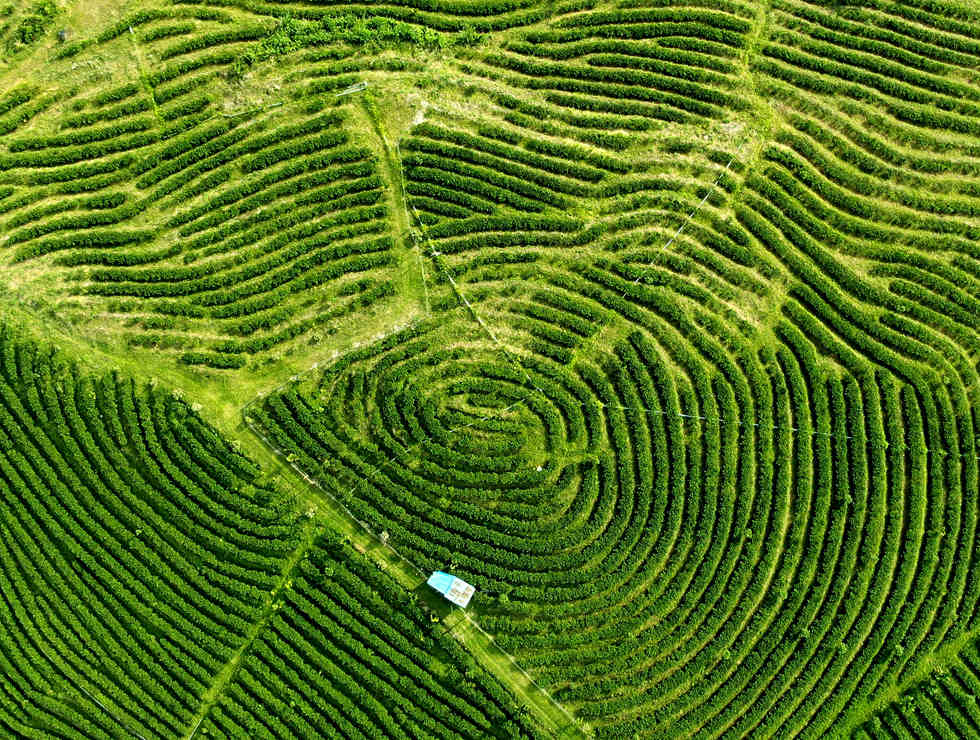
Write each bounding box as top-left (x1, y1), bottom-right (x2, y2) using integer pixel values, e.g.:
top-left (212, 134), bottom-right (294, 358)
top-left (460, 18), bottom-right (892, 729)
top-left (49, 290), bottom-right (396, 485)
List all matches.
top-left (257, 244), bottom-right (979, 739)
top-left (1, 0), bottom-right (978, 736)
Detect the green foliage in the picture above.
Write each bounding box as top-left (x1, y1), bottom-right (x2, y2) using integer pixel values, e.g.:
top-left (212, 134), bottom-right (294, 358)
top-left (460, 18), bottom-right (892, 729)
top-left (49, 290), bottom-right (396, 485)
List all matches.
top-left (228, 12), bottom-right (477, 80)
top-left (0, 328), bottom-right (302, 735)
top-left (13, 0), bottom-right (56, 45)
top-left (0, 0), bottom-right (978, 738)
top-left (322, 13), bottom-right (453, 50)
top-left (0, 329), bottom-right (537, 738)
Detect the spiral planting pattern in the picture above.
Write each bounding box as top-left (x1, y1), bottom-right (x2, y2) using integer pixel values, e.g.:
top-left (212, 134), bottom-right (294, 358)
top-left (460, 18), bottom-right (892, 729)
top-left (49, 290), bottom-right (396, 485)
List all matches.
top-left (0, 328), bottom-right (536, 739)
top-left (248, 1), bottom-right (980, 736)
top-left (0, 0), bottom-right (978, 736)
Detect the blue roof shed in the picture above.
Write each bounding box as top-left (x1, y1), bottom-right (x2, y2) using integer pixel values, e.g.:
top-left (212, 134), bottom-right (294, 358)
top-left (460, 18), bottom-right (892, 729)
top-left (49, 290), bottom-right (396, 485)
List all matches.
top-left (428, 571), bottom-right (454, 594)
top-left (427, 571), bottom-right (475, 607)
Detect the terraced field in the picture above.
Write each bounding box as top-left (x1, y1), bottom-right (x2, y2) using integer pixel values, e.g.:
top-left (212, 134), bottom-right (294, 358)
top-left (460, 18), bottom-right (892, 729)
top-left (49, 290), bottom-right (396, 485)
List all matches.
top-left (0, 328), bottom-right (537, 738)
top-left (0, 0), bottom-right (978, 737)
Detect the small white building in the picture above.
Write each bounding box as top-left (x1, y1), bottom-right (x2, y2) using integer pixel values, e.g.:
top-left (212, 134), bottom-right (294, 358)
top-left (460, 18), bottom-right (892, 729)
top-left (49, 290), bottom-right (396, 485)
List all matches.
top-left (427, 571), bottom-right (475, 608)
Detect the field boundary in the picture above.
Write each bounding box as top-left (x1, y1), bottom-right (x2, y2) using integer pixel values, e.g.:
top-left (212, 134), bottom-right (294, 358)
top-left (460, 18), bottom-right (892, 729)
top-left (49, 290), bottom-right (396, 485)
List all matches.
top-left (239, 333), bottom-right (590, 738)
top-left (182, 517), bottom-right (321, 739)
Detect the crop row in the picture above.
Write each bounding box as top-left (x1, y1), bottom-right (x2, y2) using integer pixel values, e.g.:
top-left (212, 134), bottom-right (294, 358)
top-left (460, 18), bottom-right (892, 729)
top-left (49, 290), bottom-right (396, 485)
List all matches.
top-left (0, 327), bottom-right (538, 736)
top-left (0, 328), bottom-right (303, 736)
top-left (203, 535), bottom-right (538, 738)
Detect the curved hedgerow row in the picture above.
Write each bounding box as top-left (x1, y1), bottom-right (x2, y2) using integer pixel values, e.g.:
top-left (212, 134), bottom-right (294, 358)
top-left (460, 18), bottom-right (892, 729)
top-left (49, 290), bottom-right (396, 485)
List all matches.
top-left (0, 326), bottom-right (542, 738)
top-left (253, 11), bottom-right (980, 726)
top-left (465, 1), bottom-right (753, 135)
top-left (855, 637), bottom-right (980, 739)
top-left (2, 0), bottom-right (980, 738)
top-left (173, 0), bottom-right (598, 33)
top-left (0, 64), bottom-right (398, 362)
top-left (201, 533), bottom-right (540, 740)
top-left (0, 327), bottom-right (303, 737)
top-left (0, 11), bottom-right (416, 366)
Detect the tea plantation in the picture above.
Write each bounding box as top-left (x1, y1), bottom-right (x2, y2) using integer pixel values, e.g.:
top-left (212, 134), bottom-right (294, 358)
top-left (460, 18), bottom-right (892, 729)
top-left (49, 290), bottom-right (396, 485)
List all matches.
top-left (0, 0), bottom-right (978, 737)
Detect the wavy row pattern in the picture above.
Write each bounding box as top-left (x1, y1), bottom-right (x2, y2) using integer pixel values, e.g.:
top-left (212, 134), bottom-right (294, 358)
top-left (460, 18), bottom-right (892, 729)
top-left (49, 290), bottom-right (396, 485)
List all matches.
top-left (0, 327), bottom-right (537, 739)
top-left (0, 9), bottom-right (402, 369)
top-left (248, 0), bottom-right (980, 737)
top-left (0, 0), bottom-right (978, 736)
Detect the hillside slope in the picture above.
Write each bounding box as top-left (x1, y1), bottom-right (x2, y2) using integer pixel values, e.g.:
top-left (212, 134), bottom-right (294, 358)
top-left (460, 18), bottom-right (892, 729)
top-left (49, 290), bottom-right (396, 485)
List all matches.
top-left (0, 0), bottom-right (978, 737)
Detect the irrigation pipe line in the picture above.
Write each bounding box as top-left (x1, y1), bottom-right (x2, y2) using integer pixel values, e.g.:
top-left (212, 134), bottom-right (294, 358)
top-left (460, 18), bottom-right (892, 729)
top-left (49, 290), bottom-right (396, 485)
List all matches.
top-left (185, 713), bottom-right (206, 740)
top-left (394, 144), bottom-right (528, 381)
top-left (242, 294), bottom-right (977, 468)
top-left (449, 384), bottom-right (978, 463)
top-left (241, 349), bottom-right (587, 738)
top-left (410, 209), bottom-right (552, 439)
top-left (601, 151), bottom-right (979, 456)
top-left (623, 153), bottom-right (740, 296)
top-left (281, 320), bottom-right (974, 462)
top-left (388, 144), bottom-right (974, 460)
top-left (405, 191), bottom-right (547, 399)
top-left (593, 399), bottom-right (979, 462)
top-left (34, 641), bottom-right (150, 740)
top-left (283, 337), bottom-right (977, 464)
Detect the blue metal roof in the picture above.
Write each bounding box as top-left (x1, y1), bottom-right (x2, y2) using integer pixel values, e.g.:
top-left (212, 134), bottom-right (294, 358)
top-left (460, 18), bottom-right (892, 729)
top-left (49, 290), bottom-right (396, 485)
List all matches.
top-left (427, 571), bottom-right (454, 595)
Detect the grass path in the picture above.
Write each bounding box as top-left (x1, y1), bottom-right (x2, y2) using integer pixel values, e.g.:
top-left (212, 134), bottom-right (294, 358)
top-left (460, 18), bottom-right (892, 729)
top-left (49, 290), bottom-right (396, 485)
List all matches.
top-left (350, 93), bottom-right (431, 317)
top-left (181, 515), bottom-right (321, 740)
top-left (442, 609), bottom-right (589, 738)
top-left (838, 623), bottom-right (980, 734)
top-left (239, 376), bottom-right (591, 738)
